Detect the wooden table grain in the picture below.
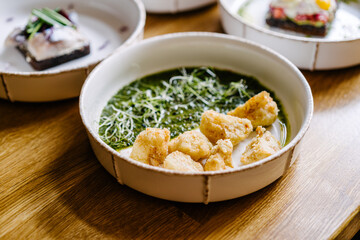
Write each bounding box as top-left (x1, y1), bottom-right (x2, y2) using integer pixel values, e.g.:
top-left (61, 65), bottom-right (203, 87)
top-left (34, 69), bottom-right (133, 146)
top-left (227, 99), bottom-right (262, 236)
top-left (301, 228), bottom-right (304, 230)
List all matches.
top-left (1, 4), bottom-right (359, 240)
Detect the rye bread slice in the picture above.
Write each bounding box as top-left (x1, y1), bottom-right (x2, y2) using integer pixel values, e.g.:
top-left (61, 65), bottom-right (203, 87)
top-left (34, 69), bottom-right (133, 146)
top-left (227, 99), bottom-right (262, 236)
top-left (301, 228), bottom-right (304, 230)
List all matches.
top-left (17, 44), bottom-right (90, 71)
top-left (266, 16), bottom-right (327, 36)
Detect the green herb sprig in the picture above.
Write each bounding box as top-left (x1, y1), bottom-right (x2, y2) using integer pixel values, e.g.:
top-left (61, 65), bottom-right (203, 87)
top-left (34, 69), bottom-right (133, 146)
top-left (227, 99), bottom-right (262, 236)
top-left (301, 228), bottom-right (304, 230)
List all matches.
top-left (340, 0), bottom-right (359, 3)
top-left (26, 8), bottom-right (75, 40)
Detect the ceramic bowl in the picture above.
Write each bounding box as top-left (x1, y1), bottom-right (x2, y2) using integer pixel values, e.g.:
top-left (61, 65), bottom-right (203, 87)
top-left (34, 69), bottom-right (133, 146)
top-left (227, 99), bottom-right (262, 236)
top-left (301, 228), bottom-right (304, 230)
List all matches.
top-left (80, 32), bottom-right (313, 203)
top-left (141, 0), bottom-right (216, 13)
top-left (0, 0), bottom-right (145, 102)
top-left (219, 0), bottom-right (360, 70)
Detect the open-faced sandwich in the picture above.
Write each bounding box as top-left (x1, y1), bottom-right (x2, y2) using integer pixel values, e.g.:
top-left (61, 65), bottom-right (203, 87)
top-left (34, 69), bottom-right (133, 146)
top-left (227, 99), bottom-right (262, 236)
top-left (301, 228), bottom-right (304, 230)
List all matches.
top-left (5, 8), bottom-right (90, 70)
top-left (266, 0), bottom-right (338, 36)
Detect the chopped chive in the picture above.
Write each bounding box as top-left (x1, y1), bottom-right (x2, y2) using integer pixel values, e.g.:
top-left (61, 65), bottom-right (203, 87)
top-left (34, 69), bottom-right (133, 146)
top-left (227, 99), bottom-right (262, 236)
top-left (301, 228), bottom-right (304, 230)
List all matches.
top-left (25, 8), bottom-right (76, 39)
top-left (32, 9), bottom-right (62, 27)
top-left (42, 8), bottom-right (74, 27)
top-left (28, 21), bottom-right (43, 40)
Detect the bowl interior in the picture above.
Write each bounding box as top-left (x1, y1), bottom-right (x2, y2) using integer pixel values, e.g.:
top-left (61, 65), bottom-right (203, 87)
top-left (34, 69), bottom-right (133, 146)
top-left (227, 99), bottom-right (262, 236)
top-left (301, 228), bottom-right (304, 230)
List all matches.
top-left (0, 0), bottom-right (144, 74)
top-left (141, 0), bottom-right (216, 13)
top-left (81, 33), bottom-right (312, 168)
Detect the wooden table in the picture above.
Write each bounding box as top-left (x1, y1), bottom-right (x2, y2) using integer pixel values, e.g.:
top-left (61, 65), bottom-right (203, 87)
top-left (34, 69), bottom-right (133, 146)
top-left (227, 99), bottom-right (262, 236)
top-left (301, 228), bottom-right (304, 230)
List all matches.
top-left (1, 4), bottom-right (359, 239)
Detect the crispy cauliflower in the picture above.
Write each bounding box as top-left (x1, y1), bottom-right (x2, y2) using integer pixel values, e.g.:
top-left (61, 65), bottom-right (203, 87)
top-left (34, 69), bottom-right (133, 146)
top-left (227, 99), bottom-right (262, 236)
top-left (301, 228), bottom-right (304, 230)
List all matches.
top-left (163, 151), bottom-right (203, 172)
top-left (240, 126), bottom-right (281, 165)
top-left (228, 91), bottom-right (279, 128)
top-left (168, 130), bottom-right (213, 161)
top-left (200, 110), bottom-right (252, 146)
top-left (130, 128), bottom-right (170, 166)
top-left (205, 139), bottom-right (233, 171)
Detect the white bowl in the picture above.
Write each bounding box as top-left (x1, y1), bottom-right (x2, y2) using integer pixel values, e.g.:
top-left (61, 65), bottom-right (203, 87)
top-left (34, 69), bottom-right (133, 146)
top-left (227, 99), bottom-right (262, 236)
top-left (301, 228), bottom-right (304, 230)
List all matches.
top-left (0, 0), bottom-right (145, 102)
top-left (219, 0), bottom-right (360, 70)
top-left (142, 0), bottom-right (216, 13)
top-left (80, 32), bottom-right (313, 203)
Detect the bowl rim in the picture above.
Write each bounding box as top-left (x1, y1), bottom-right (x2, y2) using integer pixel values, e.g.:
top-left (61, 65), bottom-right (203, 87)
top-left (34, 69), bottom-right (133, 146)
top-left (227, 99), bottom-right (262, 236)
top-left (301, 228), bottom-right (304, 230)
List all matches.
top-left (79, 32), bottom-right (314, 177)
top-left (142, 0), bottom-right (217, 13)
top-left (0, 0), bottom-right (146, 76)
top-left (219, 0), bottom-right (360, 43)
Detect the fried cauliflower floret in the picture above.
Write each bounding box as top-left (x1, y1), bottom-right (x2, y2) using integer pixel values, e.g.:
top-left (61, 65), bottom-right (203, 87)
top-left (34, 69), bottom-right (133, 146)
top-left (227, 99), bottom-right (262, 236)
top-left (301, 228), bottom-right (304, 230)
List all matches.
top-left (240, 126), bottom-right (281, 165)
top-left (168, 130), bottom-right (213, 161)
top-left (200, 110), bottom-right (252, 146)
top-left (228, 91), bottom-right (279, 128)
top-left (204, 154), bottom-right (226, 171)
top-left (205, 139), bottom-right (233, 171)
top-left (130, 128), bottom-right (170, 166)
top-left (163, 151), bottom-right (203, 172)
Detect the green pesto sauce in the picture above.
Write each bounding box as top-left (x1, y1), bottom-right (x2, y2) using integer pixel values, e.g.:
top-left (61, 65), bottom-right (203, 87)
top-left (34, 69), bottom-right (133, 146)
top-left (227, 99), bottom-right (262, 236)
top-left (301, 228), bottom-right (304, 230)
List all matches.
top-left (99, 67), bottom-right (290, 151)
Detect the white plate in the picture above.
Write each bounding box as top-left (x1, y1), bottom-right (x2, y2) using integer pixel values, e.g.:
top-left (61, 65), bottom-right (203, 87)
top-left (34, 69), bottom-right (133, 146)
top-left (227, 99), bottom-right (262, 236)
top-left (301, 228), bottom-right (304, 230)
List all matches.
top-left (80, 32), bottom-right (313, 203)
top-left (142, 0), bottom-right (216, 13)
top-left (220, 0), bottom-right (360, 70)
top-left (0, 0), bottom-right (145, 102)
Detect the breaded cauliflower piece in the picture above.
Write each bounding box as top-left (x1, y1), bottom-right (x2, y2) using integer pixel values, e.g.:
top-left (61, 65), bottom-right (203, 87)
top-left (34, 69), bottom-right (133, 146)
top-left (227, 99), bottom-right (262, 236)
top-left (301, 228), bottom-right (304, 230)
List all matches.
top-left (130, 128), bottom-right (170, 166)
top-left (240, 126), bottom-right (281, 165)
top-left (204, 154), bottom-right (226, 171)
top-left (168, 130), bottom-right (213, 161)
top-left (163, 151), bottom-right (203, 172)
top-left (228, 91), bottom-right (279, 128)
top-left (200, 110), bottom-right (252, 146)
top-left (205, 139), bottom-right (234, 171)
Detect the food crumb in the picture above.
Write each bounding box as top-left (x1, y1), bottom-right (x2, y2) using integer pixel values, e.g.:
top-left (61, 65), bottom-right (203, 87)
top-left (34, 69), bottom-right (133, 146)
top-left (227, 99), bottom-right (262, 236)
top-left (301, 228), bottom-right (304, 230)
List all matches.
top-left (119, 26), bottom-right (129, 33)
top-left (98, 40), bottom-right (110, 51)
top-left (68, 3), bottom-right (75, 10)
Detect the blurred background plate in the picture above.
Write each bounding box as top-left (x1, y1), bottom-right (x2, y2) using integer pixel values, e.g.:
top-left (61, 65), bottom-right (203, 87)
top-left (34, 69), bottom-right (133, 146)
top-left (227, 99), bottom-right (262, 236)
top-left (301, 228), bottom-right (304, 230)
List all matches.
top-left (142, 0), bottom-right (216, 13)
top-left (0, 0), bottom-right (145, 102)
top-left (220, 0), bottom-right (360, 70)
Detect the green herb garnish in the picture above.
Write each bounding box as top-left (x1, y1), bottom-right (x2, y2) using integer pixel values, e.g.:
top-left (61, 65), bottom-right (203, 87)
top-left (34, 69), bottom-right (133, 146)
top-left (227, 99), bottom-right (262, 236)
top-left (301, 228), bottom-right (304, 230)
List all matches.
top-left (28, 21), bottom-right (43, 40)
top-left (26, 8), bottom-right (75, 40)
top-left (340, 0), bottom-right (359, 3)
top-left (99, 67), bottom-right (287, 150)
top-left (238, 0), bottom-right (252, 17)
